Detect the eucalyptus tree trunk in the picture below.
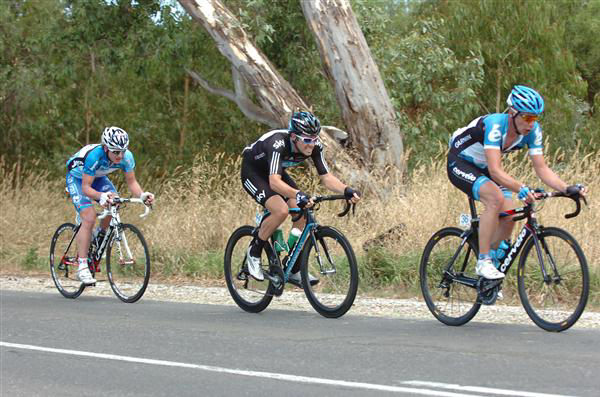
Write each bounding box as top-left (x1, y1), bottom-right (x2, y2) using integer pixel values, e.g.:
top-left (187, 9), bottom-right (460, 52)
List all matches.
top-left (301, 0), bottom-right (405, 174)
top-left (178, 0), bottom-right (365, 182)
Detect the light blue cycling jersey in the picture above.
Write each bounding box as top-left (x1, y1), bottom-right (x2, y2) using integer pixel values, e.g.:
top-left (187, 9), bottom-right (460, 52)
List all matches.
top-left (66, 144), bottom-right (135, 178)
top-left (449, 113), bottom-right (543, 169)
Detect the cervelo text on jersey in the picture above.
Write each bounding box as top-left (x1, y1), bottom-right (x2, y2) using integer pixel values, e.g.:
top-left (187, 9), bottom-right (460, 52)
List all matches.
top-left (242, 129), bottom-right (329, 176)
top-left (452, 166), bottom-right (476, 182)
top-left (67, 144), bottom-right (135, 179)
top-left (449, 113), bottom-right (543, 169)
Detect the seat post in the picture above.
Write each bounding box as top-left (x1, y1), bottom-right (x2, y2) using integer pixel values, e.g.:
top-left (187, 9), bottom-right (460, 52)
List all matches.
top-left (468, 197), bottom-right (478, 218)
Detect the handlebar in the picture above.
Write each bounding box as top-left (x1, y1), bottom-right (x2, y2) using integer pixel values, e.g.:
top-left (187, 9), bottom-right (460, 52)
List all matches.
top-left (310, 194), bottom-right (356, 217)
top-left (533, 188), bottom-right (588, 219)
top-left (97, 197), bottom-right (152, 220)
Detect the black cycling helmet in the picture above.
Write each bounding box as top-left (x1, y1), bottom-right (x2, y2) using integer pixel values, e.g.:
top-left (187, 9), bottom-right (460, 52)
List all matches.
top-left (288, 111), bottom-right (321, 136)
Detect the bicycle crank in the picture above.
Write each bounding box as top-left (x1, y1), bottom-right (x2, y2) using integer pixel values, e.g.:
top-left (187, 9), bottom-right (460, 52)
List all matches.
top-left (476, 278), bottom-right (502, 305)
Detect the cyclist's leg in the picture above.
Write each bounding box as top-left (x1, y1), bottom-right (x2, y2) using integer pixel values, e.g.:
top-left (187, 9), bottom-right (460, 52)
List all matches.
top-left (477, 182), bottom-right (505, 256)
top-left (281, 171), bottom-right (306, 231)
top-left (91, 176), bottom-right (117, 230)
top-left (67, 174), bottom-right (97, 284)
top-left (447, 156), bottom-right (504, 279)
top-left (491, 194), bottom-right (516, 249)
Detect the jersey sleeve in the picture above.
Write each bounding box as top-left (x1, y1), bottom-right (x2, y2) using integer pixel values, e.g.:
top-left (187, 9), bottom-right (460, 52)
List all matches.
top-left (311, 141), bottom-right (330, 175)
top-left (123, 150), bottom-right (135, 172)
top-left (482, 115), bottom-right (504, 150)
top-left (527, 123), bottom-right (543, 156)
top-left (266, 136), bottom-right (286, 175)
top-left (82, 150), bottom-right (102, 176)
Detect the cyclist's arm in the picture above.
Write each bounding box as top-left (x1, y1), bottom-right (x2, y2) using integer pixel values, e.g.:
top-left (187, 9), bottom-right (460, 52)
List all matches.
top-left (268, 174), bottom-right (299, 198)
top-left (81, 173), bottom-right (103, 200)
top-left (124, 170), bottom-right (144, 198)
top-left (486, 148), bottom-right (522, 192)
top-left (530, 154), bottom-right (568, 193)
top-left (319, 172), bottom-right (346, 194)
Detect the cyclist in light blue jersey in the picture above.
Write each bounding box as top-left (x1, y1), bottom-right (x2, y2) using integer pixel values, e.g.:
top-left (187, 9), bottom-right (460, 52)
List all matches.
top-left (448, 85), bottom-right (587, 281)
top-left (65, 126), bottom-right (155, 285)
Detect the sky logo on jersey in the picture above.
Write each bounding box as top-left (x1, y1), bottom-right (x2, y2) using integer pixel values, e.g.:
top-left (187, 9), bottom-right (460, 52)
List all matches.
top-left (256, 190), bottom-right (266, 202)
top-left (452, 167), bottom-right (476, 182)
top-left (273, 139), bottom-right (285, 149)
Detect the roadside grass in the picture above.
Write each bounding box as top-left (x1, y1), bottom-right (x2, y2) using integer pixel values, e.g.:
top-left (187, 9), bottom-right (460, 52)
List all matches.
top-left (1, 148), bottom-right (598, 308)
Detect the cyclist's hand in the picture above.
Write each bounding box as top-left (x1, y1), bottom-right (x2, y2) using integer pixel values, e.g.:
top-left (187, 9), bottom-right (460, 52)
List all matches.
top-left (344, 186), bottom-right (361, 204)
top-left (566, 184), bottom-right (587, 198)
top-left (518, 185), bottom-right (536, 203)
top-left (140, 191), bottom-right (155, 206)
top-left (296, 191), bottom-right (313, 209)
top-left (99, 192), bottom-right (116, 208)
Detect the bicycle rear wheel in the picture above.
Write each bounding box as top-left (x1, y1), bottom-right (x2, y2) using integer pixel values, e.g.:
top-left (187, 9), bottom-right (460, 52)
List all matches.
top-left (224, 226), bottom-right (273, 313)
top-left (50, 223), bottom-right (85, 299)
top-left (301, 226), bottom-right (358, 318)
top-left (106, 223), bottom-right (150, 303)
top-left (517, 227), bottom-right (589, 332)
top-left (420, 227), bottom-right (480, 326)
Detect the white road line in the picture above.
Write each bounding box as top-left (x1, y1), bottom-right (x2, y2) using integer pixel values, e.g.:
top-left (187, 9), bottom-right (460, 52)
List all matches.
top-left (1, 341), bottom-right (478, 396)
top-left (402, 381), bottom-right (575, 397)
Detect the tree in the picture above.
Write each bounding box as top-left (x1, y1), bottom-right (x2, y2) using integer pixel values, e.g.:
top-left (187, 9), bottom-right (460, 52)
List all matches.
top-left (301, 0), bottom-right (404, 172)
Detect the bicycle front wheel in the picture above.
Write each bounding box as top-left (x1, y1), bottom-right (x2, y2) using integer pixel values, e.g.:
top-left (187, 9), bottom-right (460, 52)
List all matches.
top-left (420, 227), bottom-right (480, 326)
top-left (50, 223), bottom-right (85, 299)
top-left (518, 227), bottom-right (589, 332)
top-left (301, 226), bottom-right (358, 318)
top-left (106, 223), bottom-right (150, 303)
top-left (224, 226), bottom-right (273, 313)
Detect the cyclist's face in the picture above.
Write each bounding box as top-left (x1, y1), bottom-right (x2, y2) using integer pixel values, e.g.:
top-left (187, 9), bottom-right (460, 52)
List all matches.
top-left (293, 133), bottom-right (317, 155)
top-left (515, 112), bottom-right (538, 135)
top-left (106, 148), bottom-right (125, 163)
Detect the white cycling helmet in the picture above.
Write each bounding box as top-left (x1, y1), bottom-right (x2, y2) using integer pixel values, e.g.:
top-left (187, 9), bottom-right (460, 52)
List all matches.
top-left (101, 126), bottom-right (129, 151)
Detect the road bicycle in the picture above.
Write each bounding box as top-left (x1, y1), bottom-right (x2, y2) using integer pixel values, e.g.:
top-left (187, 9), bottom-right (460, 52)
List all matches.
top-left (50, 198), bottom-right (152, 303)
top-left (224, 195), bottom-right (359, 318)
top-left (420, 187), bottom-right (589, 332)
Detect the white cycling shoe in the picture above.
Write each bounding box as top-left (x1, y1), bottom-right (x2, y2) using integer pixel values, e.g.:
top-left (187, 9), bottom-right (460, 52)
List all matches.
top-left (476, 259), bottom-right (505, 280)
top-left (77, 267), bottom-right (97, 285)
top-left (288, 271), bottom-right (319, 288)
top-left (245, 247), bottom-right (264, 281)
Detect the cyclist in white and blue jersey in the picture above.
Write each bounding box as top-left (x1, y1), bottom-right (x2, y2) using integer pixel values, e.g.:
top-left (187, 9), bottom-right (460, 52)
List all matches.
top-left (241, 111), bottom-right (360, 284)
top-left (448, 85), bottom-right (586, 280)
top-left (66, 127), bottom-right (155, 285)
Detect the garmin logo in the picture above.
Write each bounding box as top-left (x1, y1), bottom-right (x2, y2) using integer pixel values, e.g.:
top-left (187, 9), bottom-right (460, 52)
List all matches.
top-left (501, 228), bottom-right (528, 272)
top-left (454, 135), bottom-right (472, 148)
top-left (453, 167), bottom-right (476, 182)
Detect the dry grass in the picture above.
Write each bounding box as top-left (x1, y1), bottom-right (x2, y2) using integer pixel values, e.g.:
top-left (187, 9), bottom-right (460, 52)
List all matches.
top-left (1, 148), bottom-right (598, 305)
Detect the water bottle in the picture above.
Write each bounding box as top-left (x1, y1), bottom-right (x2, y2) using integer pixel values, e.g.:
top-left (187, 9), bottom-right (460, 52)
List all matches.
top-left (287, 228), bottom-right (302, 253)
top-left (92, 227), bottom-right (106, 249)
top-left (491, 239), bottom-right (511, 268)
top-left (273, 228), bottom-right (287, 253)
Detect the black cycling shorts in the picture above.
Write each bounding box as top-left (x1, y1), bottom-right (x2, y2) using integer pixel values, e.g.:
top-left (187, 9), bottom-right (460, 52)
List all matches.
top-left (447, 154), bottom-right (511, 201)
top-left (241, 158), bottom-right (298, 206)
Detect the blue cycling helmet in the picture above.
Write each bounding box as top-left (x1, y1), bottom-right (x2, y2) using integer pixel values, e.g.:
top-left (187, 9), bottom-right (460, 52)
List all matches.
top-left (506, 85), bottom-right (544, 114)
top-left (289, 111), bottom-right (321, 136)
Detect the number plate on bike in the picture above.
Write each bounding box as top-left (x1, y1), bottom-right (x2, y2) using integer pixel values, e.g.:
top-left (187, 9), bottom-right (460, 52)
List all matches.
top-left (459, 214), bottom-right (471, 228)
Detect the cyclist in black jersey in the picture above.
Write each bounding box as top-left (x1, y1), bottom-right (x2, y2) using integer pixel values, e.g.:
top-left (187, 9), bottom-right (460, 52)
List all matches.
top-left (241, 111), bottom-right (360, 283)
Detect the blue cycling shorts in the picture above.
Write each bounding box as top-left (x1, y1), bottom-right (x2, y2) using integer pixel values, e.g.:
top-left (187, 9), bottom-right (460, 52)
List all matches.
top-left (66, 174), bottom-right (117, 213)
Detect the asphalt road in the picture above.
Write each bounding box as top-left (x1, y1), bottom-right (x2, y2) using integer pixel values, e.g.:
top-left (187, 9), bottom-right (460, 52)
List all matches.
top-left (1, 290), bottom-right (599, 397)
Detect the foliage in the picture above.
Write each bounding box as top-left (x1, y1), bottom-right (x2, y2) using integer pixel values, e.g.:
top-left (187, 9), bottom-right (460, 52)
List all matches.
top-left (1, 0), bottom-right (598, 179)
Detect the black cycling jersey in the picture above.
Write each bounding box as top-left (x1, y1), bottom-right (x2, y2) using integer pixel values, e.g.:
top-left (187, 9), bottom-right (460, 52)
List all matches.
top-left (242, 129), bottom-right (329, 176)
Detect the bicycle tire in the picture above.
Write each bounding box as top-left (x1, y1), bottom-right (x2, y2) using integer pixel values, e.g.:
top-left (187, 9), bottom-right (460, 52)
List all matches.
top-left (300, 226), bottom-right (358, 318)
top-left (517, 227), bottom-right (589, 332)
top-left (224, 226), bottom-right (274, 313)
top-left (106, 223), bottom-right (150, 303)
top-left (50, 223), bottom-right (85, 299)
top-left (420, 227), bottom-right (481, 326)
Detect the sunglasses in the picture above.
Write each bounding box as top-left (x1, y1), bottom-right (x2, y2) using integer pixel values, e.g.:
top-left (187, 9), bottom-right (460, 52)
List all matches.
top-left (297, 135), bottom-right (319, 144)
top-left (520, 113), bottom-right (539, 123)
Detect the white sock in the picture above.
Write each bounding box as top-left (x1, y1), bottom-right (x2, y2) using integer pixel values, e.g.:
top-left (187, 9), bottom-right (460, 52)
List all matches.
top-left (78, 258), bottom-right (89, 270)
